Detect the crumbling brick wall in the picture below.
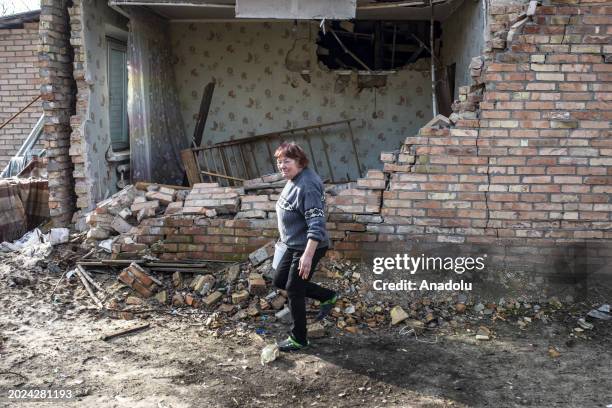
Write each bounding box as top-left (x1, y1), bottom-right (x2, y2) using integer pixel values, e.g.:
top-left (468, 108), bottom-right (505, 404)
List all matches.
top-left (0, 20), bottom-right (42, 170)
top-left (79, 0), bottom-right (610, 295)
top-left (39, 0), bottom-right (77, 226)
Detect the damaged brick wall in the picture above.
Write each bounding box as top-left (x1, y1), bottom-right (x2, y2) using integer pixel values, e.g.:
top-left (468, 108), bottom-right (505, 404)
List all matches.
top-left (68, 0), bottom-right (129, 227)
top-left (39, 0), bottom-right (77, 226)
top-left (0, 20), bottom-right (42, 170)
top-left (103, 0), bottom-right (611, 293)
top-left (68, 0), bottom-right (87, 212)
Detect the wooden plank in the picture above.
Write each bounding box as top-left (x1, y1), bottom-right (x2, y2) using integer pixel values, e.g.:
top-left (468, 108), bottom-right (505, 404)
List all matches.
top-left (180, 148), bottom-right (202, 187)
top-left (219, 147), bottom-right (233, 186)
top-left (238, 144), bottom-right (251, 179)
top-left (135, 181), bottom-right (191, 191)
top-left (201, 170), bottom-right (245, 182)
top-left (192, 82), bottom-right (215, 148)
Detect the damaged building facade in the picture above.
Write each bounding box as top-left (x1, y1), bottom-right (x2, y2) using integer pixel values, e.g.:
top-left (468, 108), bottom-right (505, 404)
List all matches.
top-left (33, 0), bottom-right (611, 292)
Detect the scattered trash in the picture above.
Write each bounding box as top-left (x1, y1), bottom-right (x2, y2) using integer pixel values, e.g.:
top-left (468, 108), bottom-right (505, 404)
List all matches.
top-left (275, 307), bottom-right (292, 323)
top-left (98, 238), bottom-right (114, 253)
top-left (49, 228), bottom-right (70, 245)
top-left (577, 318), bottom-right (593, 330)
top-left (260, 344), bottom-right (279, 365)
top-left (0, 228), bottom-right (44, 252)
top-left (399, 325), bottom-right (437, 344)
top-left (587, 304), bottom-right (611, 321)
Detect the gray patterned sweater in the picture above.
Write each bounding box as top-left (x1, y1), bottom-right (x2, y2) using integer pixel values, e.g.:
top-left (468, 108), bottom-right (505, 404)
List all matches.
top-left (275, 167), bottom-right (329, 250)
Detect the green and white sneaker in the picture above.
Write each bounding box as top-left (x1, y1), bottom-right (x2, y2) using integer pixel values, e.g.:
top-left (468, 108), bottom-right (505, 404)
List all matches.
top-left (278, 335), bottom-right (309, 352)
top-left (316, 293), bottom-right (338, 321)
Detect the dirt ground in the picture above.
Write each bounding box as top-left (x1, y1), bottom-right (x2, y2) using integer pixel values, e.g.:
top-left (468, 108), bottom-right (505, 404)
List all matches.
top-left (1, 248), bottom-right (611, 408)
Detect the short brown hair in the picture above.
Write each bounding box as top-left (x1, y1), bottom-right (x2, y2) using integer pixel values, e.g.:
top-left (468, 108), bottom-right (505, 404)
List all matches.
top-left (274, 142), bottom-right (309, 167)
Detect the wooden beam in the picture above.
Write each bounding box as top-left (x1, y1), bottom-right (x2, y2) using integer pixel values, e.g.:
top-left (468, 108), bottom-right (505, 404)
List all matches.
top-left (201, 170), bottom-right (245, 182)
top-left (192, 82), bottom-right (215, 148)
top-left (180, 148), bottom-right (202, 187)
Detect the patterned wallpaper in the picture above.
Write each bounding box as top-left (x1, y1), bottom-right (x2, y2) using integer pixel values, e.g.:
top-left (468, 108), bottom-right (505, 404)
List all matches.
top-left (170, 21), bottom-right (433, 182)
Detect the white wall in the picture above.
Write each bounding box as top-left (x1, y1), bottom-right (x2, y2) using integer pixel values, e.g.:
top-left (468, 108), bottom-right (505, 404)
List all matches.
top-left (440, 0), bottom-right (485, 99)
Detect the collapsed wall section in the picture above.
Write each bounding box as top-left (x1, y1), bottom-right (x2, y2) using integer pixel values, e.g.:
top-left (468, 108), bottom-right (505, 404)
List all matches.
top-left (85, 0), bottom-right (610, 296)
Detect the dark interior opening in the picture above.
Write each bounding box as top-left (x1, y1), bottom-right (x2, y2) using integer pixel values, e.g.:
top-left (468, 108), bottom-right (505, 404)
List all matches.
top-left (317, 20), bottom-right (442, 71)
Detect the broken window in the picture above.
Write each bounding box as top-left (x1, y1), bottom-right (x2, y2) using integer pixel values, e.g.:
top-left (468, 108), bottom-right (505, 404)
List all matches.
top-left (317, 20), bottom-right (441, 71)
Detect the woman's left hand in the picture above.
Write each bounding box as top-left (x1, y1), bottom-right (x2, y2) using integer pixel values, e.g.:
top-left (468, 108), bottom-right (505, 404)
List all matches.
top-left (298, 252), bottom-right (313, 279)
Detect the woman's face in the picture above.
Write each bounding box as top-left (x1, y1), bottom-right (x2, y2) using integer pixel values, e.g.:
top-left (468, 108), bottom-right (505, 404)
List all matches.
top-left (276, 156), bottom-right (302, 180)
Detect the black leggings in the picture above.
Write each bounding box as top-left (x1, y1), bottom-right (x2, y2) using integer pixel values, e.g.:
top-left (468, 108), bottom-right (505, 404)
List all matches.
top-left (273, 246), bottom-right (335, 344)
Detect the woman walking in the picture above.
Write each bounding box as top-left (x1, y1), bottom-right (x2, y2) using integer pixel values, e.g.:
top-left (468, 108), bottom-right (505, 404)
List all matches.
top-left (272, 142), bottom-right (337, 352)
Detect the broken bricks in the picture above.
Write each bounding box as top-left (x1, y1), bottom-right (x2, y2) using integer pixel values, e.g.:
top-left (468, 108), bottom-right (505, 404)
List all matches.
top-left (232, 289), bottom-right (250, 304)
top-left (118, 262), bottom-right (156, 298)
top-left (248, 273), bottom-right (266, 296)
top-left (307, 322), bottom-right (326, 338)
top-left (190, 274), bottom-right (216, 295)
top-left (203, 291), bottom-right (224, 307)
top-left (224, 263), bottom-right (241, 283)
top-left (248, 241), bottom-right (275, 266)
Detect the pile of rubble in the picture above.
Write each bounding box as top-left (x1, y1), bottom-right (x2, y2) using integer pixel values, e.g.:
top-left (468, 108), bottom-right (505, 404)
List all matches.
top-left (64, 234), bottom-right (610, 344)
top-left (81, 174), bottom-right (288, 256)
top-left (74, 241), bottom-right (393, 337)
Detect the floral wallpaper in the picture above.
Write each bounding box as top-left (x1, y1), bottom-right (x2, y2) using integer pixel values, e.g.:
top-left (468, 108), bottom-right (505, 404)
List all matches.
top-left (170, 21), bottom-right (432, 182)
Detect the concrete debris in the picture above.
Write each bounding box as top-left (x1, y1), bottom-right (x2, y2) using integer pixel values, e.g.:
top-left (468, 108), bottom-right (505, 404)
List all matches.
top-left (248, 241), bottom-right (275, 266)
top-left (224, 264), bottom-right (241, 282)
top-left (155, 290), bottom-right (168, 304)
top-left (269, 294), bottom-right (287, 310)
top-left (204, 291), bottom-right (223, 307)
top-left (87, 227), bottom-right (110, 240)
top-left (111, 216), bottom-right (133, 234)
top-left (232, 289), bottom-right (250, 304)
top-left (307, 322), bottom-right (326, 338)
top-left (190, 274), bottom-right (216, 295)
top-left (248, 273), bottom-right (267, 296)
top-left (49, 228), bottom-right (70, 245)
top-left (390, 306), bottom-right (409, 325)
